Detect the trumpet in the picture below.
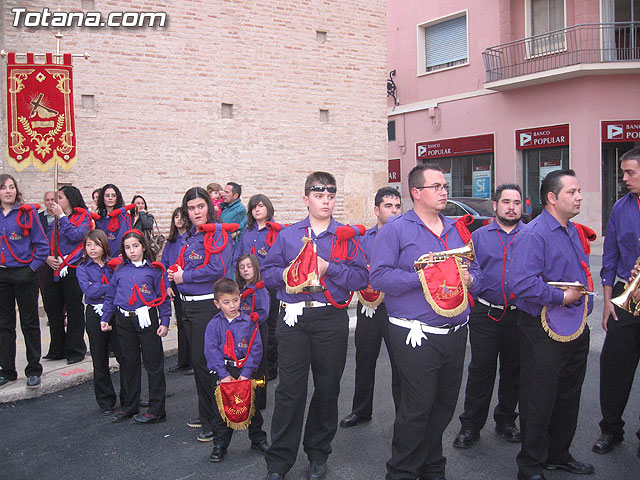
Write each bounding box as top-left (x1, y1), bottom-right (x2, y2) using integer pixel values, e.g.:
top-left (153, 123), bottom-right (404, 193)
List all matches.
top-left (253, 376), bottom-right (267, 388)
top-left (414, 241), bottom-right (475, 271)
top-left (611, 259), bottom-right (640, 315)
top-left (548, 281), bottom-right (598, 296)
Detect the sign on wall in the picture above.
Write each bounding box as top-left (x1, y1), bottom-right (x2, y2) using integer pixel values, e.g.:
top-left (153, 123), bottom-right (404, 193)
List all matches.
top-left (416, 134), bottom-right (494, 160)
top-left (516, 124), bottom-right (569, 150)
top-left (602, 120), bottom-right (640, 142)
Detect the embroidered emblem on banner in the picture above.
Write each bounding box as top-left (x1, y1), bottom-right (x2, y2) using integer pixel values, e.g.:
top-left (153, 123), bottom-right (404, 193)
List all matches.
top-left (6, 53), bottom-right (76, 172)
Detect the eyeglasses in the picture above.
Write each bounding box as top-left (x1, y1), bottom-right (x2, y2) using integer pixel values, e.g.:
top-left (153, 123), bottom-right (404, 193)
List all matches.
top-left (309, 185), bottom-right (337, 194)
top-left (414, 183), bottom-right (449, 192)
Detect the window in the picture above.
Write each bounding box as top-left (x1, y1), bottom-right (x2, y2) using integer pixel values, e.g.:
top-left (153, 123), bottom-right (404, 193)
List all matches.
top-left (388, 120), bottom-right (396, 142)
top-left (528, 0), bottom-right (565, 55)
top-left (427, 154), bottom-right (493, 198)
top-left (522, 146), bottom-right (569, 215)
top-left (418, 12), bottom-right (468, 74)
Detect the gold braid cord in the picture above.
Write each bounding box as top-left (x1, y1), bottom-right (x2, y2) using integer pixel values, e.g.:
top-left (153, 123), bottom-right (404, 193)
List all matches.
top-left (357, 290), bottom-right (385, 309)
top-left (540, 300), bottom-right (588, 342)
top-left (417, 257), bottom-right (468, 318)
top-left (214, 380), bottom-right (258, 431)
top-left (282, 236), bottom-right (317, 294)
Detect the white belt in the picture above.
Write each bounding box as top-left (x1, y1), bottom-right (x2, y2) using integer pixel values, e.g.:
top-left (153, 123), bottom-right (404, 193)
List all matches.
top-left (118, 307), bottom-right (136, 317)
top-left (477, 298), bottom-right (516, 311)
top-left (281, 300), bottom-right (330, 309)
top-left (281, 300), bottom-right (331, 327)
top-left (389, 316), bottom-right (468, 348)
top-left (180, 293), bottom-right (215, 302)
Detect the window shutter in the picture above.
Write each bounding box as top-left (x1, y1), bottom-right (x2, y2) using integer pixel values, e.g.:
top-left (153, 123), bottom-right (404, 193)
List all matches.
top-left (425, 15), bottom-right (467, 68)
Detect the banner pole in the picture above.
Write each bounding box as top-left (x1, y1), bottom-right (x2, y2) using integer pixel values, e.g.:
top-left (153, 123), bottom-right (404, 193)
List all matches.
top-left (52, 31), bottom-right (63, 258)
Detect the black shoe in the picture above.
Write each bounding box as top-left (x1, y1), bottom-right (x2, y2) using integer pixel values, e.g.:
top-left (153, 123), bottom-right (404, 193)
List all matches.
top-left (209, 444), bottom-right (227, 462)
top-left (184, 368), bottom-right (195, 375)
top-left (495, 423), bottom-right (521, 443)
top-left (0, 376), bottom-right (16, 389)
top-left (517, 473), bottom-right (546, 480)
top-left (251, 440), bottom-right (269, 454)
top-left (111, 411), bottom-right (135, 423)
top-left (543, 459), bottom-right (594, 474)
top-left (101, 408), bottom-right (114, 416)
top-left (592, 433), bottom-right (623, 454)
top-left (265, 473), bottom-right (285, 480)
top-left (453, 429), bottom-right (479, 449)
top-left (168, 364), bottom-right (189, 373)
top-left (43, 353), bottom-right (64, 360)
top-left (66, 357), bottom-right (84, 365)
top-left (187, 417), bottom-right (202, 428)
top-left (197, 431), bottom-right (214, 442)
top-left (133, 413), bottom-right (166, 424)
top-left (139, 400), bottom-right (149, 408)
top-left (26, 375), bottom-right (41, 389)
top-left (308, 459), bottom-right (327, 480)
top-left (339, 413), bottom-right (371, 428)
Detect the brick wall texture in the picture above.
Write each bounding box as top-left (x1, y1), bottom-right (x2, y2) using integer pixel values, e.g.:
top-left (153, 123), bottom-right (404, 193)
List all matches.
top-left (1, 0), bottom-right (388, 233)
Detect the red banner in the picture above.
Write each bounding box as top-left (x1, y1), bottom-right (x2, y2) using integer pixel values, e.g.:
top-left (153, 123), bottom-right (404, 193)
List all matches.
top-left (214, 379), bottom-right (256, 430)
top-left (6, 52), bottom-right (76, 172)
top-left (417, 257), bottom-right (468, 317)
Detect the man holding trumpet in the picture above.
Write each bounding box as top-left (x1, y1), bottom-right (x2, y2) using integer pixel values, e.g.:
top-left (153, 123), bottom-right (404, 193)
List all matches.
top-left (370, 163), bottom-right (482, 480)
top-left (595, 147), bottom-right (640, 457)
top-left (510, 169), bottom-right (595, 480)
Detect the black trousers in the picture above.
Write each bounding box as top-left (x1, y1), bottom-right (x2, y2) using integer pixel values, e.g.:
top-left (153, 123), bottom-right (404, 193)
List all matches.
top-left (85, 305), bottom-right (125, 410)
top-left (0, 266), bottom-right (42, 379)
top-left (210, 365), bottom-right (267, 448)
top-left (265, 305), bottom-right (349, 475)
top-left (171, 284), bottom-right (191, 368)
top-left (114, 308), bottom-right (166, 416)
top-left (386, 322), bottom-right (467, 480)
top-left (459, 304), bottom-right (520, 432)
top-left (181, 298), bottom-right (219, 433)
top-left (599, 281), bottom-right (640, 441)
top-left (517, 311), bottom-right (589, 476)
top-left (266, 288), bottom-right (280, 378)
top-left (351, 301), bottom-right (401, 418)
top-left (254, 320), bottom-right (268, 410)
top-left (42, 266), bottom-right (86, 362)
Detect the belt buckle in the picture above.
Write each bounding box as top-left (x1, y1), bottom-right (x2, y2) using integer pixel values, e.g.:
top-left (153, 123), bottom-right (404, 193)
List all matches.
top-left (304, 301), bottom-right (313, 308)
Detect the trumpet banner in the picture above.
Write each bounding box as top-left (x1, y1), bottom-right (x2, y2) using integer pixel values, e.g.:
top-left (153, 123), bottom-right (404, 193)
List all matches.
top-left (214, 378), bottom-right (257, 430)
top-left (418, 256), bottom-right (468, 317)
top-left (283, 236), bottom-right (317, 294)
top-left (6, 52), bottom-right (76, 172)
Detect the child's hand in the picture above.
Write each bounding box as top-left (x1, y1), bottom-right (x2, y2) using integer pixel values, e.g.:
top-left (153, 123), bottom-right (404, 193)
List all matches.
top-left (220, 375), bottom-right (233, 383)
top-left (100, 321), bottom-right (112, 332)
top-left (238, 375), bottom-right (249, 381)
top-left (157, 325), bottom-right (168, 337)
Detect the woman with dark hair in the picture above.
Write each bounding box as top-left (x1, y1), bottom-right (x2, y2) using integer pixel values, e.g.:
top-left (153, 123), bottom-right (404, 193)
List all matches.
top-left (167, 187), bottom-right (235, 448)
top-left (0, 174), bottom-right (49, 390)
top-left (161, 207), bottom-right (190, 373)
top-left (233, 193), bottom-right (282, 381)
top-left (130, 195), bottom-right (155, 234)
top-left (95, 184), bottom-right (133, 256)
top-left (90, 188), bottom-right (101, 213)
top-left (43, 186), bottom-right (93, 364)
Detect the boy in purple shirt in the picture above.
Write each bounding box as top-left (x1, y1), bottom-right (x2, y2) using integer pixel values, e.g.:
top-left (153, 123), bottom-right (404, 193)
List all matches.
top-left (204, 278), bottom-right (266, 463)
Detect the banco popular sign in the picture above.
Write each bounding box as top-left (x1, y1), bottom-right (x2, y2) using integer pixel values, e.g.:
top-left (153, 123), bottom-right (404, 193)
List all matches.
top-left (515, 124), bottom-right (569, 150)
top-left (602, 121), bottom-right (640, 142)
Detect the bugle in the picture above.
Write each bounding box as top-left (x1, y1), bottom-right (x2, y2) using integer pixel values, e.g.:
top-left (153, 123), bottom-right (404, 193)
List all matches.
top-left (548, 281), bottom-right (598, 296)
top-left (413, 241), bottom-right (475, 272)
top-left (611, 260), bottom-right (640, 315)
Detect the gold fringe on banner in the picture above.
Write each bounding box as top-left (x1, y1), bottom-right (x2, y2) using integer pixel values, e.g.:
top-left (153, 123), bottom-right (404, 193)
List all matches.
top-left (541, 300), bottom-right (588, 342)
top-left (417, 257), bottom-right (468, 318)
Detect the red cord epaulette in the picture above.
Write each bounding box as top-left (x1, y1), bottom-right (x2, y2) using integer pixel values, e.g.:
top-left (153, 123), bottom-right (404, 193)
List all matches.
top-left (266, 222), bottom-right (285, 247)
top-left (330, 225), bottom-right (366, 262)
top-left (454, 215), bottom-right (473, 244)
top-left (107, 204), bottom-right (135, 231)
top-left (107, 256), bottom-right (123, 269)
top-left (573, 223), bottom-right (597, 255)
top-left (16, 204), bottom-right (40, 236)
top-left (89, 211), bottom-right (101, 221)
top-left (128, 262), bottom-right (167, 308)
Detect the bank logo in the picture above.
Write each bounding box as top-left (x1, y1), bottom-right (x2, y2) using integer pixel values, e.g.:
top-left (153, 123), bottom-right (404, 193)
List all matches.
top-left (417, 145), bottom-right (427, 157)
top-left (519, 133), bottom-right (532, 146)
top-left (607, 124), bottom-right (623, 140)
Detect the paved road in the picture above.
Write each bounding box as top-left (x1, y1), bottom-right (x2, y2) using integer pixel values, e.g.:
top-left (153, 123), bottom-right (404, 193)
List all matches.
top-left (2, 254), bottom-right (640, 479)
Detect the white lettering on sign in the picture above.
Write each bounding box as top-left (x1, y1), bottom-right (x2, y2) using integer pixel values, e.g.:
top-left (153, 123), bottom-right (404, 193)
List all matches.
top-left (533, 130), bottom-right (550, 136)
top-left (428, 148), bottom-right (451, 156)
top-left (628, 132), bottom-right (640, 139)
top-left (389, 172), bottom-right (398, 181)
top-left (533, 136), bottom-right (565, 146)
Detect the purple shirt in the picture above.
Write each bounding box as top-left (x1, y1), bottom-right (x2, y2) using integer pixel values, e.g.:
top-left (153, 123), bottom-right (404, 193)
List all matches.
top-left (510, 210), bottom-right (594, 317)
top-left (233, 224), bottom-right (270, 264)
top-left (601, 192), bottom-right (640, 287)
top-left (262, 217), bottom-right (369, 304)
top-left (369, 209), bottom-right (482, 326)
top-left (204, 311), bottom-right (262, 379)
top-left (0, 203), bottom-right (49, 271)
top-left (95, 210), bottom-right (131, 256)
top-left (101, 260), bottom-right (172, 326)
top-left (51, 210), bottom-right (91, 265)
top-left (359, 225), bottom-right (379, 264)
top-left (160, 232), bottom-right (187, 270)
top-left (240, 283), bottom-right (270, 324)
top-left (472, 220), bottom-right (524, 306)
top-left (76, 258), bottom-right (114, 305)
top-left (176, 225), bottom-right (234, 296)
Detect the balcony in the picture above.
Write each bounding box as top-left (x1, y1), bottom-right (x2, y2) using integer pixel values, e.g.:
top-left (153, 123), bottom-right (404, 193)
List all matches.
top-left (482, 22), bottom-right (640, 90)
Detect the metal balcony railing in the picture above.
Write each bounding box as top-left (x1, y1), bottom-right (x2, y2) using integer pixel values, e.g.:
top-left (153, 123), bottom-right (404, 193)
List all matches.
top-left (483, 22), bottom-right (640, 82)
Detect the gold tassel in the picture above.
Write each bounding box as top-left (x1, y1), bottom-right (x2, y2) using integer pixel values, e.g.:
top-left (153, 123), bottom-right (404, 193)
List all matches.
top-left (540, 300), bottom-right (588, 342)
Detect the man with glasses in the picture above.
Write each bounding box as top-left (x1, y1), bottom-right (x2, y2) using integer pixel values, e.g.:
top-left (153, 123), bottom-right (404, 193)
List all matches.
top-left (370, 164), bottom-right (482, 480)
top-left (262, 172), bottom-right (368, 480)
top-left (453, 184), bottom-right (524, 449)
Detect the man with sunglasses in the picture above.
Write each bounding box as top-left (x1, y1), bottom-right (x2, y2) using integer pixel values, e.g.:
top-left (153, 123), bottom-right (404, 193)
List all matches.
top-left (453, 184), bottom-right (524, 450)
top-left (370, 164), bottom-right (482, 480)
top-left (262, 172), bottom-right (368, 480)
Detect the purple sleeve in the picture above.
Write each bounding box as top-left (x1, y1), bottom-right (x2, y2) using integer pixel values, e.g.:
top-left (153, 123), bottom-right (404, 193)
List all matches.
top-left (254, 288), bottom-right (271, 324)
top-left (76, 263), bottom-right (108, 299)
top-left (601, 211), bottom-right (619, 287)
top-left (28, 210), bottom-right (50, 271)
top-left (155, 269), bottom-right (172, 327)
top-left (182, 230), bottom-right (233, 284)
top-left (261, 234), bottom-right (286, 291)
top-left (59, 214), bottom-right (90, 244)
top-left (240, 324), bottom-right (263, 378)
top-left (324, 238), bottom-right (369, 292)
top-left (101, 272), bottom-right (118, 323)
top-left (204, 319), bottom-right (229, 378)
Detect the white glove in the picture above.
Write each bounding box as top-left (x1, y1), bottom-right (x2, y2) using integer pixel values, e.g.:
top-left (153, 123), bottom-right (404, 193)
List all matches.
top-left (406, 320), bottom-right (428, 348)
top-left (136, 306), bottom-right (152, 328)
top-left (361, 304), bottom-right (376, 318)
top-left (93, 304), bottom-right (104, 316)
top-left (59, 264), bottom-right (69, 278)
top-left (283, 302), bottom-right (304, 327)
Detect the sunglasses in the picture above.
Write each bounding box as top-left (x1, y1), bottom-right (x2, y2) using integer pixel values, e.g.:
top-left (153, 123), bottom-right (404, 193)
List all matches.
top-left (309, 185), bottom-right (337, 194)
